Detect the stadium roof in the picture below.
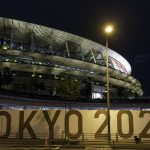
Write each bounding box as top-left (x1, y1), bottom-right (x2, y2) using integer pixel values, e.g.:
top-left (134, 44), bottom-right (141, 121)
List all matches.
top-left (0, 17), bottom-right (131, 74)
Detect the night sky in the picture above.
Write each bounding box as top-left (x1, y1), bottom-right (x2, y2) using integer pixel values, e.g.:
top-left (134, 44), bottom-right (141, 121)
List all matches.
top-left (0, 0), bottom-right (150, 96)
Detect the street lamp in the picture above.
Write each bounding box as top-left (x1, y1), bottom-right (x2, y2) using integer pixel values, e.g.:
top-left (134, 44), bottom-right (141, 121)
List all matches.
top-left (104, 25), bottom-right (113, 144)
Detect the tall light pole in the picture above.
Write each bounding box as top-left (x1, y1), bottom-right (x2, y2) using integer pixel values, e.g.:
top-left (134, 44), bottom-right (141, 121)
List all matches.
top-left (105, 25), bottom-right (113, 144)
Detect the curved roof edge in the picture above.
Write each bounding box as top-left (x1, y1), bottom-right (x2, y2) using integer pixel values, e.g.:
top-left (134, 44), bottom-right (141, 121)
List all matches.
top-left (0, 17), bottom-right (131, 74)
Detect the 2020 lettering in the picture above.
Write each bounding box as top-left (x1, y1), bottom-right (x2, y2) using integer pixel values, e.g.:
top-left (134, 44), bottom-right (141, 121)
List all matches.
top-left (0, 110), bottom-right (149, 139)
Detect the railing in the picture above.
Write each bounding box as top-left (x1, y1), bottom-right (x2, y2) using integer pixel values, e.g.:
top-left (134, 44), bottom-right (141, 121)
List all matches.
top-left (0, 132), bottom-right (149, 143)
top-left (0, 42), bottom-right (107, 68)
top-left (0, 132), bottom-right (150, 150)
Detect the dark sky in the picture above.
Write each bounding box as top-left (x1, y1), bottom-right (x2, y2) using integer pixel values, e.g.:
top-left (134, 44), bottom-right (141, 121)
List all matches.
top-left (1, 0), bottom-right (150, 96)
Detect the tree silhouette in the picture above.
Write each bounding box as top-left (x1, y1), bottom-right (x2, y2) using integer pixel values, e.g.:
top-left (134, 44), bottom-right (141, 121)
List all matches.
top-left (28, 77), bottom-right (38, 93)
top-left (1, 67), bottom-right (14, 88)
top-left (0, 74), bottom-right (3, 88)
top-left (38, 82), bottom-right (45, 95)
top-left (85, 83), bottom-right (92, 99)
top-left (56, 75), bottom-right (81, 100)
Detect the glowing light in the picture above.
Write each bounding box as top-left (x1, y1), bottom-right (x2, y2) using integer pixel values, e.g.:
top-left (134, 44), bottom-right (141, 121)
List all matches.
top-left (32, 74), bottom-right (35, 77)
top-left (5, 59), bottom-right (9, 61)
top-left (2, 45), bottom-right (8, 50)
top-left (39, 75), bottom-right (42, 78)
top-left (105, 26), bottom-right (113, 33)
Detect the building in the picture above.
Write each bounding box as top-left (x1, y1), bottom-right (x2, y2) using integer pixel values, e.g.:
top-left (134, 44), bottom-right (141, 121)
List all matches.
top-left (0, 17), bottom-right (143, 101)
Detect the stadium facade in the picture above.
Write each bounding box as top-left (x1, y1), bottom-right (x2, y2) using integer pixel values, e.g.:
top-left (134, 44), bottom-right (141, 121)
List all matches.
top-left (0, 17), bottom-right (143, 101)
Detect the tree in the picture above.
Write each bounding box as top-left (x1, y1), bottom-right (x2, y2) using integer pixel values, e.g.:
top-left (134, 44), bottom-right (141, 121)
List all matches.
top-left (84, 83), bottom-right (92, 99)
top-left (1, 67), bottom-right (14, 88)
top-left (56, 75), bottom-right (81, 100)
top-left (117, 88), bottom-right (134, 99)
top-left (0, 74), bottom-right (3, 88)
top-left (28, 77), bottom-right (38, 93)
top-left (38, 82), bottom-right (45, 95)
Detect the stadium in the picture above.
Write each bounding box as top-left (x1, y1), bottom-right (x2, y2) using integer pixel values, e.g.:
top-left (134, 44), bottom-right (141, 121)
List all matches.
top-left (0, 17), bottom-right (143, 106)
top-left (0, 17), bottom-right (150, 150)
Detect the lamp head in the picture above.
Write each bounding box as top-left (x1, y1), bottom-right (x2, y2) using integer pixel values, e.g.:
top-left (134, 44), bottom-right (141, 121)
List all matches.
top-left (105, 25), bottom-right (113, 34)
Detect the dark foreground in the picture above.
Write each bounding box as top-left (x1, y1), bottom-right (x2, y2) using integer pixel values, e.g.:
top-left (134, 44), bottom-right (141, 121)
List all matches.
top-left (0, 138), bottom-right (150, 150)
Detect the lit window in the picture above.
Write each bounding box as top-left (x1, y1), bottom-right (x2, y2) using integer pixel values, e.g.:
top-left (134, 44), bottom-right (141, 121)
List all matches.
top-left (92, 93), bottom-right (103, 99)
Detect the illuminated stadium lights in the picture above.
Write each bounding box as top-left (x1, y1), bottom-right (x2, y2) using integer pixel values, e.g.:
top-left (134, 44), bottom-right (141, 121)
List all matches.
top-left (5, 58), bottom-right (9, 62)
top-left (31, 74), bottom-right (35, 77)
top-left (0, 17), bottom-right (143, 100)
top-left (39, 75), bottom-right (42, 78)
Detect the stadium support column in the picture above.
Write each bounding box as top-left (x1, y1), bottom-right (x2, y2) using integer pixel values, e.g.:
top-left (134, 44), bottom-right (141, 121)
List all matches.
top-left (100, 52), bottom-right (105, 65)
top-left (65, 41), bottom-right (71, 58)
top-left (90, 49), bottom-right (97, 63)
top-left (79, 45), bottom-right (85, 60)
top-left (10, 25), bottom-right (13, 49)
top-left (30, 32), bottom-right (34, 51)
